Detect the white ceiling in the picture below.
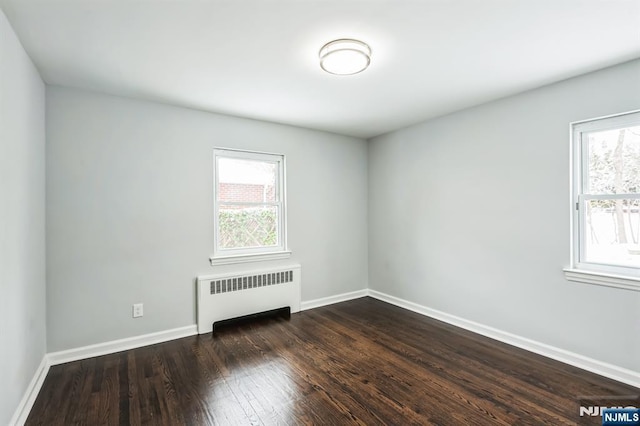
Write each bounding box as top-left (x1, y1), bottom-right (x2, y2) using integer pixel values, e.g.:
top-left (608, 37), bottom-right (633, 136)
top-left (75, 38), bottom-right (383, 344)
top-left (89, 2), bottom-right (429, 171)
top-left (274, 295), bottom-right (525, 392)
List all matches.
top-left (2, 0), bottom-right (639, 138)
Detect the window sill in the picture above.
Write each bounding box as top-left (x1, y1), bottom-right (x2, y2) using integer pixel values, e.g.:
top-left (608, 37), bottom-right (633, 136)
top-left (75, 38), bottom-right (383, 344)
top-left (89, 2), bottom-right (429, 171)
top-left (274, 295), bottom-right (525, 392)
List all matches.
top-left (210, 251), bottom-right (291, 266)
top-left (563, 268), bottom-right (640, 292)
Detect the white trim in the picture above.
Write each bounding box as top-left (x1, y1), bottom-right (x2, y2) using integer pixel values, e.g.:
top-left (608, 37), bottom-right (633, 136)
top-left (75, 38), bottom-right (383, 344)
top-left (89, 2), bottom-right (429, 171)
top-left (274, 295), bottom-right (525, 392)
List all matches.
top-left (12, 290), bottom-right (640, 425)
top-left (581, 194), bottom-right (640, 200)
top-left (300, 289), bottom-right (368, 311)
top-left (212, 148), bottom-right (288, 259)
top-left (47, 325), bottom-right (197, 366)
top-left (571, 109), bottom-right (640, 131)
top-left (367, 289), bottom-right (640, 388)
top-left (563, 268), bottom-right (640, 292)
top-left (569, 110), bottom-right (640, 288)
top-left (13, 326), bottom-right (197, 423)
top-left (9, 356), bottom-right (50, 426)
top-left (210, 250), bottom-right (291, 266)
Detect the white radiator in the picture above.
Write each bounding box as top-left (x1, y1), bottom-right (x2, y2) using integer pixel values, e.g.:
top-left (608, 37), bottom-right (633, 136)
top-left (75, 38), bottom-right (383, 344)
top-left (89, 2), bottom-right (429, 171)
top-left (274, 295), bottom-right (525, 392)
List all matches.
top-left (196, 265), bottom-right (301, 334)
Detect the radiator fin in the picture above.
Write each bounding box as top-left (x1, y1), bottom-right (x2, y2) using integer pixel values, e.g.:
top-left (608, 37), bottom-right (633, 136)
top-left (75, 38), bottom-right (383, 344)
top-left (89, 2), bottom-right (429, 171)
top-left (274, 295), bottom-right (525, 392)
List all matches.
top-left (209, 270), bottom-right (294, 295)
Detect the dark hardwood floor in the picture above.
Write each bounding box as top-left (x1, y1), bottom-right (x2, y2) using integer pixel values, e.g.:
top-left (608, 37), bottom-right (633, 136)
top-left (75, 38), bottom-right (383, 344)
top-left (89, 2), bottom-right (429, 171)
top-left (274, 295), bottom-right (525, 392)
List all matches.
top-left (26, 297), bottom-right (638, 425)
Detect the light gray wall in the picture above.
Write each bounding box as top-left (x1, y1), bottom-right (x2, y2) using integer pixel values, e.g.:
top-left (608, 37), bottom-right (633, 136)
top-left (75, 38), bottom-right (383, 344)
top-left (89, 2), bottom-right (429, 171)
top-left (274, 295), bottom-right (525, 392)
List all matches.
top-left (0, 9), bottom-right (46, 425)
top-left (46, 86), bottom-right (368, 352)
top-left (368, 59), bottom-right (640, 372)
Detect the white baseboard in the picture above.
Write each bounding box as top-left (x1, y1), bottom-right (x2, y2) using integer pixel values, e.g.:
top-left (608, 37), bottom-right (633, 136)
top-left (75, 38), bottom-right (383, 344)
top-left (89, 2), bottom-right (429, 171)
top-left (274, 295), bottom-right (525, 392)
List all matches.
top-left (10, 355), bottom-right (50, 426)
top-left (13, 290), bottom-right (639, 425)
top-left (300, 289), bottom-right (368, 311)
top-left (368, 289), bottom-right (640, 389)
top-left (47, 325), bottom-right (198, 366)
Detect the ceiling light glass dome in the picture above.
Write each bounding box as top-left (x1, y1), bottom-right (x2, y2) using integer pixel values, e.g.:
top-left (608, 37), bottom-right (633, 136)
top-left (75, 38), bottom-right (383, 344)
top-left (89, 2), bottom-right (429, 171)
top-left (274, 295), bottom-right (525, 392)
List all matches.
top-left (319, 39), bottom-right (371, 75)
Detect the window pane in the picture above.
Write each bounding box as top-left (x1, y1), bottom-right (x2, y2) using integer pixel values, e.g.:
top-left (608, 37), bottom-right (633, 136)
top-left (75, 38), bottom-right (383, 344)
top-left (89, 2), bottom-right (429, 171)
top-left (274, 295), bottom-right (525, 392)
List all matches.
top-left (586, 126), bottom-right (640, 194)
top-left (583, 199), bottom-right (640, 268)
top-left (217, 158), bottom-right (277, 202)
top-left (218, 205), bottom-right (278, 249)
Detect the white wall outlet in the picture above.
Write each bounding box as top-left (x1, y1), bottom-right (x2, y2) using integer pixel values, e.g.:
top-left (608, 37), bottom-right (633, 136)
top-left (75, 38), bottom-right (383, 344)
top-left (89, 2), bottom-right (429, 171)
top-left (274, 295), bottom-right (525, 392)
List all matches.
top-left (132, 303), bottom-right (143, 318)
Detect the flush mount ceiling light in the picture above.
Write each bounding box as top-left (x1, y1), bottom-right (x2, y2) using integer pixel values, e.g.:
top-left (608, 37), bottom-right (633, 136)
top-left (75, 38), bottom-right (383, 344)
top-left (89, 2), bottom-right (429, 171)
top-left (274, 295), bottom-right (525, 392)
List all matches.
top-left (319, 39), bottom-right (371, 76)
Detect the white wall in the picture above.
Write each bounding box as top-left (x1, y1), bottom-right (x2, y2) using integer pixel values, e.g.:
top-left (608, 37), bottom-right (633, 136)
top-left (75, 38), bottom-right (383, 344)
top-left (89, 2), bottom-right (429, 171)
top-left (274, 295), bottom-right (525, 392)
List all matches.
top-left (0, 9), bottom-right (46, 425)
top-left (45, 87), bottom-right (368, 352)
top-left (369, 59), bottom-right (640, 372)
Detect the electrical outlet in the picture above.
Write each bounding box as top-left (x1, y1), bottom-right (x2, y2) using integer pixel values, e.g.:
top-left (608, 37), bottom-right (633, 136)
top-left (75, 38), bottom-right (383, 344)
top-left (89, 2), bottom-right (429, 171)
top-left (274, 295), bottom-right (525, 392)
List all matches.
top-left (132, 303), bottom-right (143, 318)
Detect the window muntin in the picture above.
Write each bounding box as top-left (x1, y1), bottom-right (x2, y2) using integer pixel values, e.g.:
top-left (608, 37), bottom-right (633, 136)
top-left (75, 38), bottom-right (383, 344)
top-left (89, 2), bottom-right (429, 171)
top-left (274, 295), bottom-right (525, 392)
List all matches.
top-left (572, 111), bottom-right (640, 276)
top-left (213, 149), bottom-right (286, 258)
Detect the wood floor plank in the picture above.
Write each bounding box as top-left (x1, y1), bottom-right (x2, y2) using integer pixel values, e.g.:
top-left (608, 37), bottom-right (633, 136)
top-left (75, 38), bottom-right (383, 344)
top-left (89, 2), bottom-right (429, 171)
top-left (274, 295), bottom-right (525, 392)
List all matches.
top-left (310, 307), bottom-right (561, 423)
top-left (25, 297), bottom-right (639, 425)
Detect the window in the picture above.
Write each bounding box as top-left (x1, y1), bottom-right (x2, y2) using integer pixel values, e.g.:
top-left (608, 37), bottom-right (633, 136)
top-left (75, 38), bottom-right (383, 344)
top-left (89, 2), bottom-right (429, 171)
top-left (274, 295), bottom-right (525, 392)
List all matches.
top-left (211, 148), bottom-right (289, 265)
top-left (565, 110), bottom-right (640, 291)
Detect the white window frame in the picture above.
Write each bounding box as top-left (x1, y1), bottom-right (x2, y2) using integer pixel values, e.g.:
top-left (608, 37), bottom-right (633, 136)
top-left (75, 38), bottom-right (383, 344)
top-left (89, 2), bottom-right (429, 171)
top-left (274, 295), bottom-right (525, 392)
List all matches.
top-left (564, 110), bottom-right (640, 292)
top-left (210, 148), bottom-right (290, 266)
